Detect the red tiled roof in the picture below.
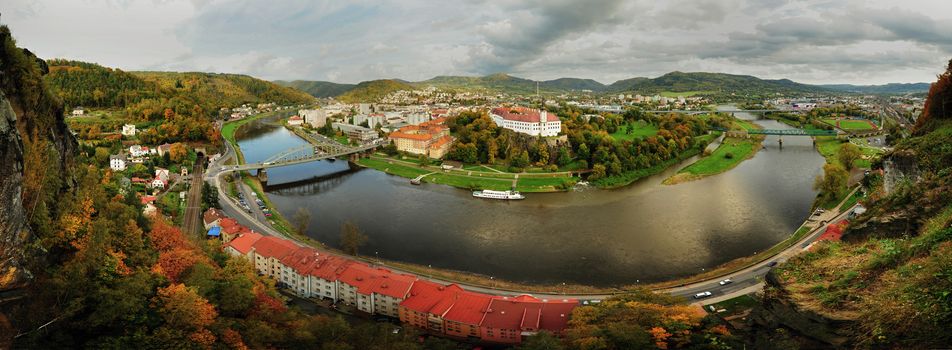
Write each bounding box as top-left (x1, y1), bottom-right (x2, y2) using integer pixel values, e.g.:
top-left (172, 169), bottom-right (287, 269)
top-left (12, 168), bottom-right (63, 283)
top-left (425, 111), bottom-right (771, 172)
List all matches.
top-left (818, 219), bottom-right (849, 242)
top-left (279, 246), bottom-right (321, 272)
top-left (140, 196), bottom-right (156, 205)
top-left (338, 263), bottom-right (417, 299)
top-left (491, 107), bottom-right (547, 123)
top-left (430, 135), bottom-right (453, 149)
top-left (252, 236), bottom-right (300, 260)
top-left (203, 208), bottom-right (225, 225)
top-left (224, 232), bottom-right (263, 255)
top-left (480, 295), bottom-right (577, 332)
top-left (444, 290), bottom-right (493, 325)
top-left (219, 218), bottom-right (243, 234)
top-left (289, 115), bottom-right (302, 121)
top-left (306, 255), bottom-right (352, 281)
top-left (389, 131), bottom-right (432, 141)
top-left (401, 281), bottom-right (463, 315)
top-left (538, 299), bottom-right (578, 332)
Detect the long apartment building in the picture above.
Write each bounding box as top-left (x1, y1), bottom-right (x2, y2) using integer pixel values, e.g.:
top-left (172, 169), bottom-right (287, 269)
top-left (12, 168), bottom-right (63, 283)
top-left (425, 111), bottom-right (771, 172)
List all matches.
top-left (222, 226), bottom-right (577, 345)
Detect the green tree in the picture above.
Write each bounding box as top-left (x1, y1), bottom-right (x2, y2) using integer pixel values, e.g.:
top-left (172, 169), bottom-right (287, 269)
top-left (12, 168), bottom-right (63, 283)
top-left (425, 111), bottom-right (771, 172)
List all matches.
top-left (517, 331), bottom-right (565, 350)
top-left (838, 143), bottom-right (862, 170)
top-left (578, 143), bottom-right (591, 162)
top-left (340, 221), bottom-right (368, 256)
top-left (589, 163), bottom-right (607, 181)
top-left (557, 147), bottom-right (571, 166)
top-left (814, 163), bottom-right (849, 203)
top-left (537, 143), bottom-right (550, 165)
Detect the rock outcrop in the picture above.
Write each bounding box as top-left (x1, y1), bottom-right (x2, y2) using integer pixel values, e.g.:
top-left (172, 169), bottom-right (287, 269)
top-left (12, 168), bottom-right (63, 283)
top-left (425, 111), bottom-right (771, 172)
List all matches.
top-left (0, 91), bottom-right (29, 290)
top-left (747, 271), bottom-right (858, 348)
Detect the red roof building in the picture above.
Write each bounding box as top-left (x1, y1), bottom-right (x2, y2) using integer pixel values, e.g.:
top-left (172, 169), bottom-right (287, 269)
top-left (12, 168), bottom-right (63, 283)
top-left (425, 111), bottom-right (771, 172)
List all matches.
top-left (818, 219), bottom-right (849, 242)
top-left (479, 295), bottom-right (578, 344)
top-left (338, 263), bottom-right (416, 317)
top-left (489, 107), bottom-right (561, 137)
top-left (203, 208), bottom-right (226, 229)
top-left (399, 281), bottom-right (463, 332)
top-left (443, 290), bottom-right (493, 339)
top-left (223, 232), bottom-right (263, 258)
top-left (252, 236), bottom-right (301, 278)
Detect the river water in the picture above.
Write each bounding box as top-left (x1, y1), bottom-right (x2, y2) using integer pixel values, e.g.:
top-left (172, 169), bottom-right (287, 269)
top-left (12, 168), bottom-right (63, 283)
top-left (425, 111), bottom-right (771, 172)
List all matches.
top-left (236, 110), bottom-right (825, 286)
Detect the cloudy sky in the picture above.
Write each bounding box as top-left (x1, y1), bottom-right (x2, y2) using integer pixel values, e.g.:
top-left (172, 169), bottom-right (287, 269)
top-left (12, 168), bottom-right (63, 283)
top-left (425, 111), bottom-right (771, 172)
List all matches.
top-left (3, 0), bottom-right (952, 85)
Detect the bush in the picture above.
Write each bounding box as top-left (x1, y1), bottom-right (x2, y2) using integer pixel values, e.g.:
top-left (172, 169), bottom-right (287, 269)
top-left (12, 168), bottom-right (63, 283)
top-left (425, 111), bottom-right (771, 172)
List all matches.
top-left (545, 164), bottom-right (558, 172)
top-left (508, 166), bottom-right (524, 173)
top-left (724, 152), bottom-right (735, 159)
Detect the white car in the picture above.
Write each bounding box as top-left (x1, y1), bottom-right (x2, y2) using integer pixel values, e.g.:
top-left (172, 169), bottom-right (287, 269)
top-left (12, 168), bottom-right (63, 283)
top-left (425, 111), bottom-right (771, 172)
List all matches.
top-left (693, 291), bottom-right (712, 299)
top-left (719, 278), bottom-right (733, 286)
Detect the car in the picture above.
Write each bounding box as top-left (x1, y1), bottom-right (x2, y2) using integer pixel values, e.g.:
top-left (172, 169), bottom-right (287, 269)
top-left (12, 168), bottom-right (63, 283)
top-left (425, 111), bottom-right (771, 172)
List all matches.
top-left (718, 278), bottom-right (733, 285)
top-left (693, 291), bottom-right (712, 299)
top-left (767, 261), bottom-right (778, 267)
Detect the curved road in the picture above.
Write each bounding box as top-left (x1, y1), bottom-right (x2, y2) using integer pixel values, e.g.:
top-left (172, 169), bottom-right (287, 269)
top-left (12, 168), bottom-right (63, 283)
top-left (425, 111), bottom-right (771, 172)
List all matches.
top-left (208, 133), bottom-right (859, 306)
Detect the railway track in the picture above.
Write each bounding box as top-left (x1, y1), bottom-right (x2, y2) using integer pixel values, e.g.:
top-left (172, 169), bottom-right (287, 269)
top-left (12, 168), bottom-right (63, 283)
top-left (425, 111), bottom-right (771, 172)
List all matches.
top-left (181, 155), bottom-right (205, 236)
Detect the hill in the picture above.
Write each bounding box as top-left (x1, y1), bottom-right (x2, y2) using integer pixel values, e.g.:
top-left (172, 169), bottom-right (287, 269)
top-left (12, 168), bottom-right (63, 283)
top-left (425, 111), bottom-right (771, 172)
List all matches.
top-left (607, 71), bottom-right (826, 95)
top-left (335, 79), bottom-right (414, 103)
top-left (45, 60), bottom-right (315, 111)
top-left (540, 77), bottom-right (607, 91)
top-left (820, 82), bottom-right (931, 94)
top-left (274, 80), bottom-right (356, 98)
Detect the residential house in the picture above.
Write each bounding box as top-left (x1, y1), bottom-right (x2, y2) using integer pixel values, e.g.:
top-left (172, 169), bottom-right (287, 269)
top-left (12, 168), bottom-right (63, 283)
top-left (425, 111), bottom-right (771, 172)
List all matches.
top-left (441, 290), bottom-right (493, 339)
top-left (288, 115), bottom-right (304, 126)
top-left (150, 178), bottom-right (166, 189)
top-left (71, 107), bottom-right (85, 116)
top-left (129, 145), bottom-right (150, 157)
top-left (399, 281), bottom-right (462, 333)
top-left (155, 168), bottom-right (170, 182)
top-left (109, 154), bottom-right (127, 171)
top-left (306, 256), bottom-right (352, 301)
top-left (279, 247), bottom-right (321, 297)
top-left (480, 295), bottom-right (577, 344)
top-left (121, 124), bottom-right (136, 136)
top-left (202, 208), bottom-right (226, 229)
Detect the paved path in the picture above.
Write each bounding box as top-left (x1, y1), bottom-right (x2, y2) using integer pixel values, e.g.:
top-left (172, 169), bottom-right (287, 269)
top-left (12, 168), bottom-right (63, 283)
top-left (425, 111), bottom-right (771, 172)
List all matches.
top-left (211, 133), bottom-right (862, 306)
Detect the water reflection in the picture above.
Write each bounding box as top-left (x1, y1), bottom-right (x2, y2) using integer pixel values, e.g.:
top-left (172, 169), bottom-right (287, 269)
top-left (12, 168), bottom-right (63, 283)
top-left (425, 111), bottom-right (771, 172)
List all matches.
top-left (237, 111), bottom-right (825, 286)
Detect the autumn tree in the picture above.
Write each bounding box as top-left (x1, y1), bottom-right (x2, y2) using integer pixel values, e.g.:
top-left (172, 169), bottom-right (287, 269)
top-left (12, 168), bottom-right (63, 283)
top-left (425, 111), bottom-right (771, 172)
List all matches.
top-left (152, 283), bottom-right (218, 348)
top-left (915, 58), bottom-right (952, 134)
top-left (838, 143), bottom-right (862, 170)
top-left (814, 163), bottom-right (849, 204)
top-left (169, 142), bottom-right (188, 163)
top-left (340, 221), bottom-right (368, 256)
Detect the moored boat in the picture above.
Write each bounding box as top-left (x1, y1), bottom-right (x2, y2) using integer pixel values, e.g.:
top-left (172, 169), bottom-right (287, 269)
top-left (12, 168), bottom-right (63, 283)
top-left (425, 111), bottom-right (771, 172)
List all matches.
top-left (472, 189), bottom-right (525, 200)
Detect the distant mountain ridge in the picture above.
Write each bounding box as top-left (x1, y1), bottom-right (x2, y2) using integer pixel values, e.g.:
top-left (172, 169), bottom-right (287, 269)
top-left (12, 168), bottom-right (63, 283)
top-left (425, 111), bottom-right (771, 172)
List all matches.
top-left (820, 82), bottom-right (931, 94)
top-left (278, 72), bottom-right (927, 100)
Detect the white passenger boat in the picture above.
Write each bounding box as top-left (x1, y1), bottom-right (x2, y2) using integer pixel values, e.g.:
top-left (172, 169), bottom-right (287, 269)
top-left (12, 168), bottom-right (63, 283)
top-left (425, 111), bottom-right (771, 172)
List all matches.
top-left (472, 190), bottom-right (525, 200)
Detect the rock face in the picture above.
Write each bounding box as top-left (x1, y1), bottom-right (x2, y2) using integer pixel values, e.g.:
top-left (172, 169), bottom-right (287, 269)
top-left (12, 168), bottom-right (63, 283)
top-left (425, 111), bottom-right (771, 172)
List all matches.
top-left (0, 92), bottom-right (29, 290)
top-left (747, 271), bottom-right (858, 347)
top-left (0, 26), bottom-right (77, 291)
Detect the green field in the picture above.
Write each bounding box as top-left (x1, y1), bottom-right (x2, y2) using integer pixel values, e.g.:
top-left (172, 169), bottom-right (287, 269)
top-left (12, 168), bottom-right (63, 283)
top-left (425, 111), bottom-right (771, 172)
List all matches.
top-left (666, 137), bottom-right (759, 184)
top-left (822, 118), bottom-right (877, 131)
top-left (357, 156), bottom-right (576, 192)
top-left (610, 120), bottom-right (660, 141)
top-left (734, 119), bottom-right (759, 131)
top-left (815, 137), bottom-right (880, 169)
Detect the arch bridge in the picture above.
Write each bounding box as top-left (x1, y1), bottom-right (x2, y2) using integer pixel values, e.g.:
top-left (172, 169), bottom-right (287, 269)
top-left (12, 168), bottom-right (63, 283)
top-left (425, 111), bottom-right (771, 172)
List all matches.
top-left (223, 138), bottom-right (381, 181)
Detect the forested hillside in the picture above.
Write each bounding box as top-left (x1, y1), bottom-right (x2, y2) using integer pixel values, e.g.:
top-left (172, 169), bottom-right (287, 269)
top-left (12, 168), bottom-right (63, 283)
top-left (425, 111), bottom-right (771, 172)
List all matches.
top-left (335, 79), bottom-right (414, 103)
top-left (274, 80), bottom-right (356, 98)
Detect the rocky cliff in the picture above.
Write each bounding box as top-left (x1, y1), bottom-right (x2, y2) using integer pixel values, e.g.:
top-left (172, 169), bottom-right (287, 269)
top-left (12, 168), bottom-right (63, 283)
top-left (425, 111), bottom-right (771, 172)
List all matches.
top-left (0, 25), bottom-right (76, 291)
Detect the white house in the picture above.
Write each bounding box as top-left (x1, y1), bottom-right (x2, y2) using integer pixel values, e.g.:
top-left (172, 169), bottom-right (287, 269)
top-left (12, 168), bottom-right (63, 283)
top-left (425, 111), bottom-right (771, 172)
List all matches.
top-left (109, 154), bottom-right (127, 171)
top-left (129, 145), bottom-right (149, 157)
top-left (150, 178), bottom-right (166, 189)
top-left (490, 107), bottom-right (561, 137)
top-left (287, 115), bottom-right (304, 126)
top-left (155, 168), bottom-right (170, 182)
top-left (71, 107), bottom-right (85, 116)
top-left (121, 124), bottom-right (136, 136)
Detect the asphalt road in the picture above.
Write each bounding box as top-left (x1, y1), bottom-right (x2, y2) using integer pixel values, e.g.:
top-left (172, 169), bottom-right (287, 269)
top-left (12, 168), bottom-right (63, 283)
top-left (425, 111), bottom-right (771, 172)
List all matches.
top-left (209, 134), bottom-right (861, 306)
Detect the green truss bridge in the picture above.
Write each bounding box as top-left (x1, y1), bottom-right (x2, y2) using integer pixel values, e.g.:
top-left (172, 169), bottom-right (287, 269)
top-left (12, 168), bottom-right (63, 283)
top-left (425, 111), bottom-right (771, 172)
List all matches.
top-left (712, 127), bottom-right (838, 136)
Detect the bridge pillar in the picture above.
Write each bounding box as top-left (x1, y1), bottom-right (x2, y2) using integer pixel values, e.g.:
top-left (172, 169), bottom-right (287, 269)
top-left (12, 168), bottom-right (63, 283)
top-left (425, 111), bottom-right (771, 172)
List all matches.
top-left (257, 168), bottom-right (268, 184)
top-left (778, 136), bottom-right (783, 149)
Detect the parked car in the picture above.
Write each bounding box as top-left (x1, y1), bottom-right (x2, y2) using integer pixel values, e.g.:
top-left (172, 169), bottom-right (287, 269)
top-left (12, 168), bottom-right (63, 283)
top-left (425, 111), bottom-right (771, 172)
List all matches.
top-left (693, 291), bottom-right (712, 299)
top-left (718, 278), bottom-right (733, 285)
top-left (767, 261), bottom-right (778, 267)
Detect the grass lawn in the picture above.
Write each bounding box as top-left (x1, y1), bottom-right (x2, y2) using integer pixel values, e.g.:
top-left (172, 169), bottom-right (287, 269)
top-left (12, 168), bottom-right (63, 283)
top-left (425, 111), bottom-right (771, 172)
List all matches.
top-left (734, 119), bottom-right (759, 131)
top-left (427, 173), bottom-right (514, 191)
top-left (839, 189), bottom-right (865, 211)
top-left (356, 158), bottom-right (431, 179)
top-left (673, 137), bottom-right (759, 178)
top-left (610, 120), bottom-right (659, 141)
top-left (709, 294), bottom-right (760, 314)
top-left (822, 118), bottom-right (877, 131)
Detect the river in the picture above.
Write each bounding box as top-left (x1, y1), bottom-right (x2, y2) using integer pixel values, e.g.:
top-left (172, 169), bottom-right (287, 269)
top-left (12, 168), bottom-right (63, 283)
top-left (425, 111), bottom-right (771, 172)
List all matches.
top-left (235, 110), bottom-right (825, 286)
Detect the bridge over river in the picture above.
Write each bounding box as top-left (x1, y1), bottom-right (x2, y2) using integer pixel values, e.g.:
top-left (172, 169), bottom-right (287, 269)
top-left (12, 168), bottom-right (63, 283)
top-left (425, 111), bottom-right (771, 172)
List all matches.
top-left (222, 132), bottom-right (380, 182)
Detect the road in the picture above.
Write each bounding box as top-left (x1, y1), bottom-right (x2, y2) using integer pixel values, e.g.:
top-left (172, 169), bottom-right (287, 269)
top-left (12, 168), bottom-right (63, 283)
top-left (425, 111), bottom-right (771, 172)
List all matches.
top-left (181, 155), bottom-right (205, 236)
top-left (210, 132), bottom-right (861, 306)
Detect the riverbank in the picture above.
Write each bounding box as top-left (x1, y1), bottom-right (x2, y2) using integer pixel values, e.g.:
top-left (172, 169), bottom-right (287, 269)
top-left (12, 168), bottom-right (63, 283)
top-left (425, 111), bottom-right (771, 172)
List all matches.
top-left (663, 136), bottom-right (763, 185)
top-left (356, 155), bottom-right (578, 192)
top-left (592, 132), bottom-right (721, 188)
top-left (222, 108), bottom-right (303, 163)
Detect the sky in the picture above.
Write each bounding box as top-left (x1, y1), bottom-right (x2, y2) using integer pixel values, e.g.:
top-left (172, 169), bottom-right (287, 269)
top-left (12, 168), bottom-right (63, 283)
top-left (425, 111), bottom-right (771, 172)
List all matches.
top-left (3, 0), bottom-right (952, 85)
